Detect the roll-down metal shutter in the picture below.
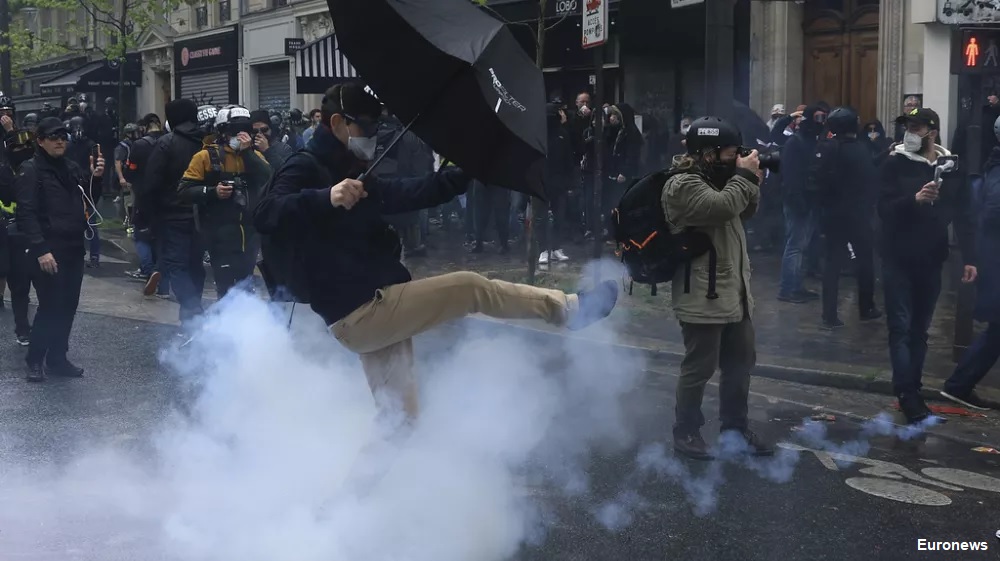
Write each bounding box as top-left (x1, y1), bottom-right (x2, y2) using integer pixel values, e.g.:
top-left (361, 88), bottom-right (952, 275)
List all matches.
top-left (257, 62), bottom-right (290, 111)
top-left (179, 70), bottom-right (231, 106)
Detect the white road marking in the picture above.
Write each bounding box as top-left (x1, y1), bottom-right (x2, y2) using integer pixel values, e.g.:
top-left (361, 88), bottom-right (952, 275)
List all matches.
top-left (844, 477), bottom-right (952, 506)
top-left (921, 468), bottom-right (1000, 494)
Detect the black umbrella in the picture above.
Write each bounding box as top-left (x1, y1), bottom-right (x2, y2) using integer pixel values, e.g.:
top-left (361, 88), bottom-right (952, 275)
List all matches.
top-left (327, 0), bottom-right (547, 199)
top-left (731, 101), bottom-right (774, 151)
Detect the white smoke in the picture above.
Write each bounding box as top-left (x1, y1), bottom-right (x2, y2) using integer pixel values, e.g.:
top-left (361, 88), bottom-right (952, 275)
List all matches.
top-left (0, 262), bottom-right (648, 561)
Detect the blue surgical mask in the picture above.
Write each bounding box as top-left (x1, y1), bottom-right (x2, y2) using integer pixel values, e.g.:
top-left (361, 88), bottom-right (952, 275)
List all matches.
top-left (229, 137), bottom-right (241, 151)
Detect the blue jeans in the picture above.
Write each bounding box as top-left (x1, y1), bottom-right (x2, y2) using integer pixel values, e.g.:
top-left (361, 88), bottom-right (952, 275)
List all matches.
top-left (945, 322), bottom-right (1000, 397)
top-left (779, 205), bottom-right (817, 296)
top-left (161, 221), bottom-right (206, 324)
top-left (883, 259), bottom-right (943, 396)
top-left (134, 232), bottom-right (155, 276)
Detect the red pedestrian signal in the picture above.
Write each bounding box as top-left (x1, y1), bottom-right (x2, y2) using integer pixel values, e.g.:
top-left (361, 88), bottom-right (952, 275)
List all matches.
top-left (966, 36), bottom-right (980, 67)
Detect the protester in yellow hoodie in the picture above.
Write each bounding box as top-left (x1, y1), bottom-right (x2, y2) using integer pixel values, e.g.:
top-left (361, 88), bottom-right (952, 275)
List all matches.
top-left (177, 105), bottom-right (271, 298)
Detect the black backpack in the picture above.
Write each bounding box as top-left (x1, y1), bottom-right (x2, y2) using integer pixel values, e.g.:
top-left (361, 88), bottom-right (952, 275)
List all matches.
top-left (256, 149), bottom-right (330, 304)
top-left (611, 169), bottom-right (717, 299)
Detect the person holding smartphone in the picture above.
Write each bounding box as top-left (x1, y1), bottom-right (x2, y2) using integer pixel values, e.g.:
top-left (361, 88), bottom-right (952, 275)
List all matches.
top-left (15, 118), bottom-right (105, 382)
top-left (249, 110), bottom-right (294, 171)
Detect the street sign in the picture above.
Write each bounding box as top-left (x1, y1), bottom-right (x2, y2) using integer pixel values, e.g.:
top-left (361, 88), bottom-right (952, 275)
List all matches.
top-left (938, 0), bottom-right (1000, 25)
top-left (954, 29), bottom-right (1000, 74)
top-left (582, 0), bottom-right (607, 49)
top-left (671, 0), bottom-right (704, 8)
top-left (284, 38), bottom-right (305, 57)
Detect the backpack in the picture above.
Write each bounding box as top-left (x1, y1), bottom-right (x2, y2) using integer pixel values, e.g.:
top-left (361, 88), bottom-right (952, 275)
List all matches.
top-left (810, 137), bottom-right (840, 197)
top-left (123, 135), bottom-right (156, 183)
top-left (256, 150), bottom-right (330, 303)
top-left (611, 169), bottom-right (717, 299)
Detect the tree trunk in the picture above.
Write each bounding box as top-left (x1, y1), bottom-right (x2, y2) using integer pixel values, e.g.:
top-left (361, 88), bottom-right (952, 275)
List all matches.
top-left (525, 0), bottom-right (547, 285)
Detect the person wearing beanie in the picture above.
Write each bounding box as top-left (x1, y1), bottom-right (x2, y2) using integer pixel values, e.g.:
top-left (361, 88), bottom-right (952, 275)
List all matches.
top-left (249, 109), bottom-right (295, 171)
top-left (142, 98), bottom-right (210, 324)
top-left (14, 117), bottom-right (105, 382)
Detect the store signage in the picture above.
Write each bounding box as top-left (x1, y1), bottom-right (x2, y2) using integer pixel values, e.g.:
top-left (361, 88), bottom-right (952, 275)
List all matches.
top-left (551, 0), bottom-right (577, 17)
top-left (582, 0), bottom-right (607, 49)
top-left (284, 38), bottom-right (305, 57)
top-left (954, 29), bottom-right (1000, 74)
top-left (174, 28), bottom-right (238, 72)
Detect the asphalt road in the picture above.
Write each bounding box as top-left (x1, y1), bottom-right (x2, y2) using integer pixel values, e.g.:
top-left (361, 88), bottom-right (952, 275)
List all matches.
top-left (0, 307), bottom-right (999, 561)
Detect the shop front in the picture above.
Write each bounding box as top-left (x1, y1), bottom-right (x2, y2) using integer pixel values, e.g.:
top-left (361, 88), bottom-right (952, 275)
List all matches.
top-left (174, 26), bottom-right (240, 107)
top-left (38, 53), bottom-right (141, 117)
top-left (242, 14), bottom-right (297, 111)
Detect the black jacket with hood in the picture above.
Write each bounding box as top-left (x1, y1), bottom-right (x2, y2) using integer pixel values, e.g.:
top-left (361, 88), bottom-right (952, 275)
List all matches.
top-left (545, 103), bottom-right (574, 195)
top-left (14, 148), bottom-right (92, 257)
top-left (779, 104), bottom-right (826, 211)
top-left (878, 142), bottom-right (976, 267)
top-left (861, 120), bottom-right (892, 165)
top-left (141, 122), bottom-right (206, 224)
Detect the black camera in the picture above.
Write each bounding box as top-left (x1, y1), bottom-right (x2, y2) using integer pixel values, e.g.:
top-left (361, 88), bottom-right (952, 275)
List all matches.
top-left (739, 146), bottom-right (781, 173)
top-left (223, 178), bottom-right (247, 207)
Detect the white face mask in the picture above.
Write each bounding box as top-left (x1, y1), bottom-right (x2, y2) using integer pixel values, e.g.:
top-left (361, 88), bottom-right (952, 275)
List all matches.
top-left (868, 132), bottom-right (878, 141)
top-left (228, 137), bottom-right (241, 151)
top-left (348, 134), bottom-right (377, 161)
top-left (902, 131), bottom-right (924, 153)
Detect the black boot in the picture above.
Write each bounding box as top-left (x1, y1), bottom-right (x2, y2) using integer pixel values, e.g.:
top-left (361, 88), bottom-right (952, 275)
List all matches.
top-left (674, 431), bottom-right (713, 461)
top-left (46, 361), bottom-right (84, 378)
top-left (26, 363), bottom-right (45, 383)
top-left (897, 392), bottom-right (931, 424)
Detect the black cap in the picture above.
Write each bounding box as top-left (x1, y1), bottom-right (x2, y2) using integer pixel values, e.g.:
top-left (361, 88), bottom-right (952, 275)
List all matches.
top-left (36, 117), bottom-right (68, 138)
top-left (895, 107), bottom-right (940, 131)
top-left (685, 116), bottom-right (742, 154)
top-left (249, 110), bottom-right (270, 125)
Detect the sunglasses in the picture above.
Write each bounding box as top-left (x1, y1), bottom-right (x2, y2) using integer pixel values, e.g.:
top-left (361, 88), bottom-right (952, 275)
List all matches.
top-left (254, 127), bottom-right (270, 136)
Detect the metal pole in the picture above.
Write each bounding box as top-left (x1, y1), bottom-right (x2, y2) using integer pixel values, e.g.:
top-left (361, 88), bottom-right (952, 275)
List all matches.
top-left (0, 0), bottom-right (13, 95)
top-left (953, 73), bottom-right (981, 361)
top-left (526, 0), bottom-right (547, 285)
top-left (704, 0), bottom-right (735, 119)
top-left (591, 43), bottom-right (604, 263)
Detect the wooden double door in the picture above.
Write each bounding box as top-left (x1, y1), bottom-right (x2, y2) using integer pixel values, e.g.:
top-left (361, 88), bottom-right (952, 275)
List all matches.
top-left (802, 0), bottom-right (880, 123)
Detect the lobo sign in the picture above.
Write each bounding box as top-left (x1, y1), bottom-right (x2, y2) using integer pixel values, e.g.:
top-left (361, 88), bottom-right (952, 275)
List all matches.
top-left (582, 0), bottom-right (607, 49)
top-left (552, 0), bottom-right (578, 17)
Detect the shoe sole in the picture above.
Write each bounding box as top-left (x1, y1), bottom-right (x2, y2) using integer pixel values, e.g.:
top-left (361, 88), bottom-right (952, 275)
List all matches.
top-left (939, 391), bottom-right (990, 411)
top-left (143, 272), bottom-right (162, 297)
top-left (777, 297), bottom-right (808, 304)
top-left (674, 448), bottom-right (714, 461)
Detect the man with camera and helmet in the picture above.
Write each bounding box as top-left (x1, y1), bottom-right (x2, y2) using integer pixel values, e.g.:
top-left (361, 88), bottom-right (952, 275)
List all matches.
top-left (178, 104), bottom-right (271, 300)
top-left (659, 116), bottom-right (772, 460)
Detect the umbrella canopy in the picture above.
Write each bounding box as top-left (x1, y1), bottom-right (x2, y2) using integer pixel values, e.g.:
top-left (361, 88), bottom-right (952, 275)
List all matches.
top-left (731, 101), bottom-right (774, 151)
top-left (327, 0), bottom-right (547, 199)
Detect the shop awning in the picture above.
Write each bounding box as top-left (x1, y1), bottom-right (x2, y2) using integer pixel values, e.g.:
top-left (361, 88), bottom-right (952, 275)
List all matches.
top-left (295, 33), bottom-right (360, 94)
top-left (40, 54), bottom-right (141, 96)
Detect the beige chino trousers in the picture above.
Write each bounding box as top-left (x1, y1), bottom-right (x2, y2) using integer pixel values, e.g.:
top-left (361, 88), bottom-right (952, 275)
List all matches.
top-left (330, 271), bottom-right (579, 418)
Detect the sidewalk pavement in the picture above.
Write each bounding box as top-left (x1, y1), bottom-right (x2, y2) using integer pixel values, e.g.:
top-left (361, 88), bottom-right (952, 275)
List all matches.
top-left (69, 228), bottom-right (1000, 408)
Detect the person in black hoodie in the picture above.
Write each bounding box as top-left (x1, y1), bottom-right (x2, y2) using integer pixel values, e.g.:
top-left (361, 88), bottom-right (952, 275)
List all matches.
top-left (602, 104), bottom-right (643, 226)
top-left (15, 117), bottom-right (105, 382)
top-left (254, 82), bottom-right (619, 424)
top-left (815, 107), bottom-right (882, 329)
top-left (879, 107), bottom-right (978, 424)
top-left (143, 99), bottom-right (208, 324)
top-left (777, 104), bottom-right (827, 303)
top-left (538, 103), bottom-right (575, 265)
top-left (862, 120), bottom-right (892, 165)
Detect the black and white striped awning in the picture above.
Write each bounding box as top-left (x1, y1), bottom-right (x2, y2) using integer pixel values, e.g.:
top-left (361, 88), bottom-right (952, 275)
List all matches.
top-left (295, 33), bottom-right (359, 94)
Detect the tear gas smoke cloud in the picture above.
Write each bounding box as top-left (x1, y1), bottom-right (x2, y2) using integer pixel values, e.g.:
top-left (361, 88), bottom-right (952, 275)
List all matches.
top-left (0, 260), bottom-right (945, 559)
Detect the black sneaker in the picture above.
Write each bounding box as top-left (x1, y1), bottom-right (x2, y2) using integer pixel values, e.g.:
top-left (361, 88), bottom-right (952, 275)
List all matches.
top-left (46, 361), bottom-right (84, 378)
top-left (86, 260), bottom-right (100, 269)
top-left (939, 390), bottom-right (991, 411)
top-left (821, 317), bottom-right (845, 330)
top-left (568, 280), bottom-right (619, 330)
top-left (860, 308), bottom-right (883, 321)
top-left (777, 292), bottom-right (808, 304)
top-left (15, 334), bottom-right (30, 347)
top-left (897, 392), bottom-right (932, 424)
top-left (26, 363), bottom-right (45, 383)
top-left (674, 432), bottom-right (713, 461)
top-left (738, 429), bottom-right (775, 457)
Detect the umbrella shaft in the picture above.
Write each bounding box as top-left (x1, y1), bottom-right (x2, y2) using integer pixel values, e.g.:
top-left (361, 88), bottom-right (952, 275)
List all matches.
top-left (359, 113), bottom-right (422, 182)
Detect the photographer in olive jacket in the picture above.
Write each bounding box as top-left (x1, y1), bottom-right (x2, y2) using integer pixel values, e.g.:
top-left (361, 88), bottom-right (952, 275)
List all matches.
top-left (661, 116), bottom-right (771, 461)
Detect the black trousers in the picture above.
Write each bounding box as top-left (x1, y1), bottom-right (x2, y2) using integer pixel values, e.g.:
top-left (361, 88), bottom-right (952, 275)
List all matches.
top-left (675, 309), bottom-right (756, 436)
top-left (822, 217), bottom-right (876, 321)
top-left (207, 233), bottom-right (257, 300)
top-left (27, 245), bottom-right (84, 367)
top-left (538, 186), bottom-right (570, 253)
top-left (474, 183), bottom-right (511, 246)
top-left (7, 235), bottom-right (32, 337)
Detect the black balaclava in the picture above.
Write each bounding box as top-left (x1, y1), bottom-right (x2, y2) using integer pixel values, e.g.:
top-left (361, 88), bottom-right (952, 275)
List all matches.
top-left (798, 104), bottom-right (827, 139)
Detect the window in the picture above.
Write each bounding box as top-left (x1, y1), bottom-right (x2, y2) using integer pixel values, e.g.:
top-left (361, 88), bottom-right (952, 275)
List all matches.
top-left (275, 0), bottom-right (288, 7)
top-left (195, 5), bottom-right (208, 28)
top-left (220, 0), bottom-right (231, 22)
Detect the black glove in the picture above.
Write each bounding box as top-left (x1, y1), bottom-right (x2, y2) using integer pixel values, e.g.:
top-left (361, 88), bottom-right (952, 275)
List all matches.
top-left (439, 166), bottom-right (470, 196)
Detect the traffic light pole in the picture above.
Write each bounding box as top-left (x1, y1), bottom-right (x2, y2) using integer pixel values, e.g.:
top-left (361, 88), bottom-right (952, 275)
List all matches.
top-left (953, 73), bottom-right (981, 361)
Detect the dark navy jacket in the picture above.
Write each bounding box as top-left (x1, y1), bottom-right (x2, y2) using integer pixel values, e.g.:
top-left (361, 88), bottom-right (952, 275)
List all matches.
top-left (974, 147), bottom-right (1000, 323)
top-left (253, 125), bottom-right (467, 325)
